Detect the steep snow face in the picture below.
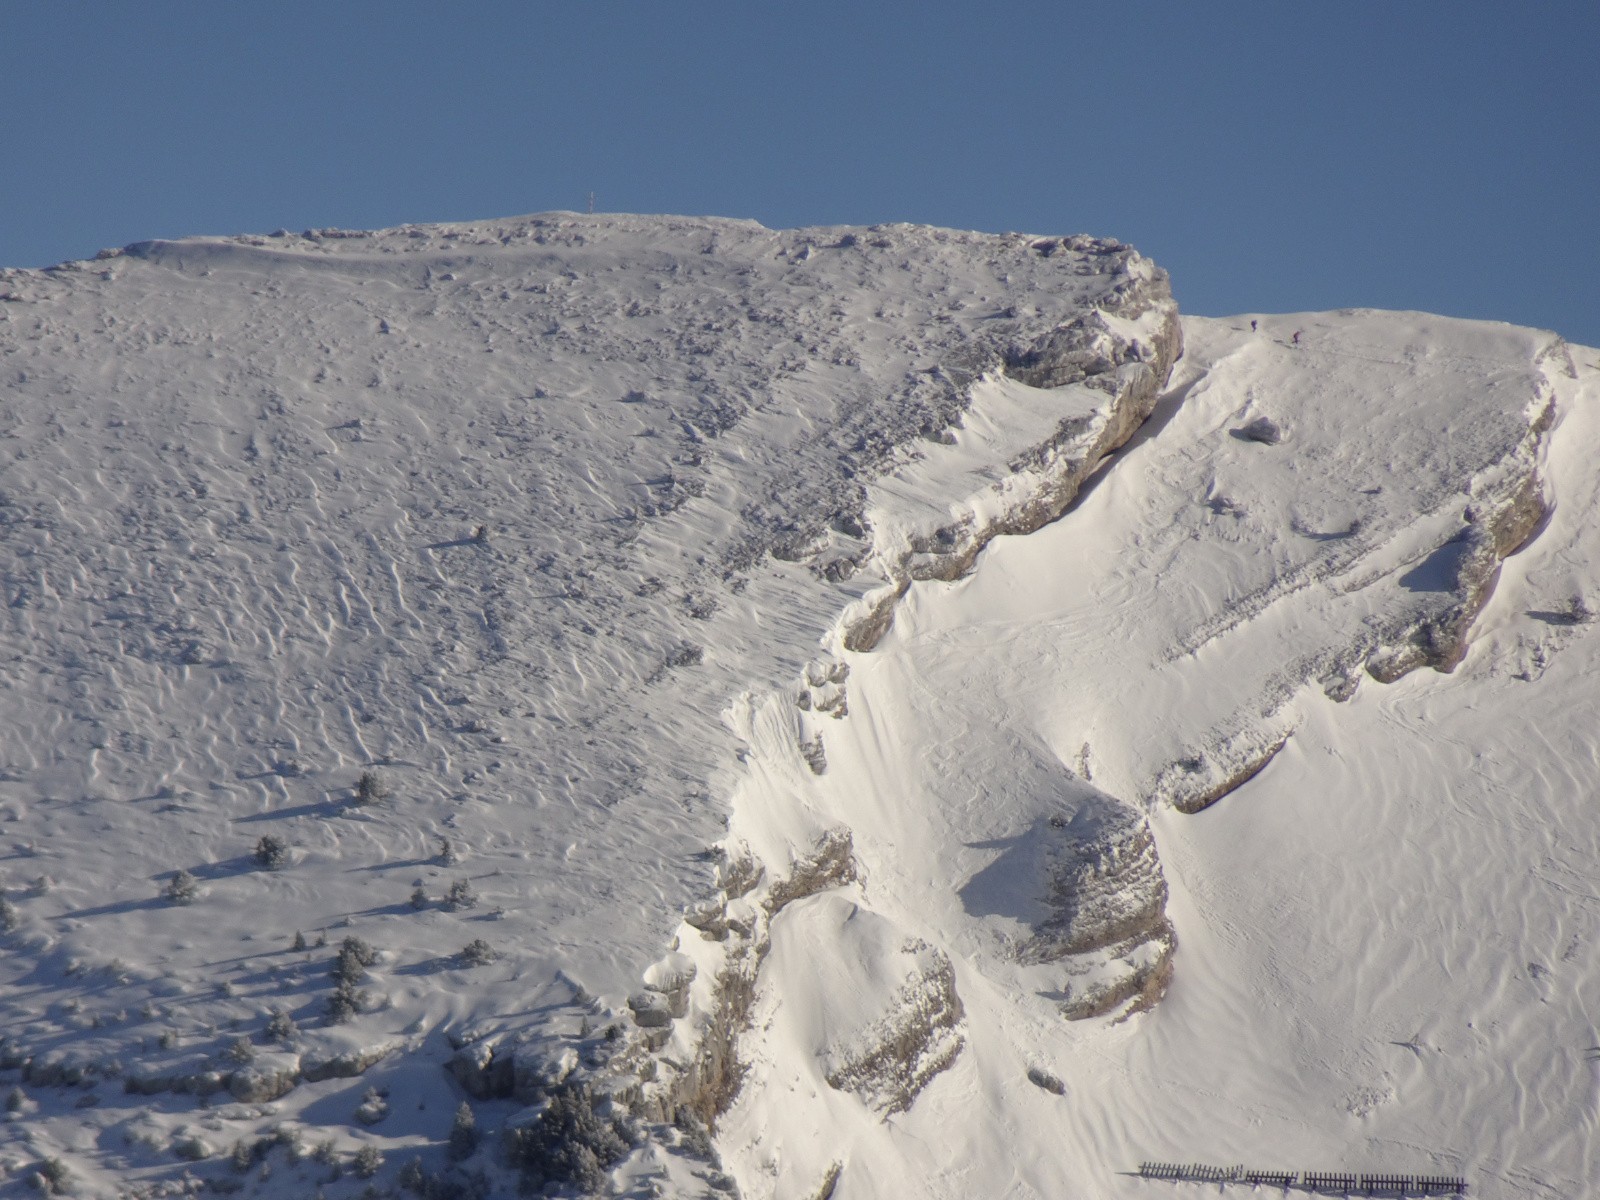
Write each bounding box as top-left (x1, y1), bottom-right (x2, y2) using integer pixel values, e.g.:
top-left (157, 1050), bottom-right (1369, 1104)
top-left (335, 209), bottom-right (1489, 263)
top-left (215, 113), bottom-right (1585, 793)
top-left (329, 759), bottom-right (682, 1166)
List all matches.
top-left (0, 214), bottom-right (1176, 1193)
top-left (719, 313), bottom-right (1596, 1200)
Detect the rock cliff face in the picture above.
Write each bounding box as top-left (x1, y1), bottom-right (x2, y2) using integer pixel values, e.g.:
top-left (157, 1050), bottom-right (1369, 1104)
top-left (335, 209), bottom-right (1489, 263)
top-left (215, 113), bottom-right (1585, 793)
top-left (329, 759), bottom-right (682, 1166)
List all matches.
top-left (812, 907), bottom-right (966, 1117)
top-left (0, 212), bottom-right (1194, 1194)
top-left (4, 211), bottom-right (1588, 1198)
top-left (1022, 802), bottom-right (1175, 1019)
top-left (843, 249), bottom-right (1183, 650)
top-left (1365, 437), bottom-right (1552, 684)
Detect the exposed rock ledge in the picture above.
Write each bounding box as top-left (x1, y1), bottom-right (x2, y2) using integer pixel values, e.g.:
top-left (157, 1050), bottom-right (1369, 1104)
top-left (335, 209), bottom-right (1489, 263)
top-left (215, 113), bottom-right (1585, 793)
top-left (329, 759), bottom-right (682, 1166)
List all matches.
top-left (844, 270), bottom-right (1184, 652)
top-left (970, 790), bottom-right (1176, 1021)
top-left (1148, 327), bottom-right (1570, 817)
top-left (816, 914), bottom-right (967, 1116)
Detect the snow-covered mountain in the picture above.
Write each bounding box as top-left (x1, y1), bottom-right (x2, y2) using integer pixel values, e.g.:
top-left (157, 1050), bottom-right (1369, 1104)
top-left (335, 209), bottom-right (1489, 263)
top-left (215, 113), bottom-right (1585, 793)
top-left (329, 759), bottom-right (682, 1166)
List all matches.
top-left (0, 214), bottom-right (1595, 1200)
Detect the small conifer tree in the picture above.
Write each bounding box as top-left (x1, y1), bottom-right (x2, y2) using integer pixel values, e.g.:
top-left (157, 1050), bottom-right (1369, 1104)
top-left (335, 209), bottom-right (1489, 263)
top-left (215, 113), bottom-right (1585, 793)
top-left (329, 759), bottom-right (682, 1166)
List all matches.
top-left (332, 936), bottom-right (378, 986)
top-left (353, 1144), bottom-right (382, 1178)
top-left (351, 771), bottom-right (389, 806)
top-left (327, 982), bottom-right (366, 1025)
top-left (448, 1101), bottom-right (479, 1161)
top-left (254, 835), bottom-right (289, 870)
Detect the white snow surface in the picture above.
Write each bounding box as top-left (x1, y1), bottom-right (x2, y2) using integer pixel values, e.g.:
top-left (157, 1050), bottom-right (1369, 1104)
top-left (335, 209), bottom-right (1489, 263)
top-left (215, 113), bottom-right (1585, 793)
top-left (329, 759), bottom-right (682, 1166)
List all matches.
top-left (0, 213), bottom-right (1173, 1195)
top-left (1, 212), bottom-right (1597, 1200)
top-left (720, 313), bottom-right (1598, 1200)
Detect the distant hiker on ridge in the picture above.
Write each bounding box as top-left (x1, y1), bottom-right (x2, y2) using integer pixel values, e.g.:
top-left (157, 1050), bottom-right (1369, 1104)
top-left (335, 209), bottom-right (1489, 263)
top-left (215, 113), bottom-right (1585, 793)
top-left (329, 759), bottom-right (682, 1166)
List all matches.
top-left (1251, 319), bottom-right (1258, 332)
top-left (1292, 329), bottom-right (1302, 346)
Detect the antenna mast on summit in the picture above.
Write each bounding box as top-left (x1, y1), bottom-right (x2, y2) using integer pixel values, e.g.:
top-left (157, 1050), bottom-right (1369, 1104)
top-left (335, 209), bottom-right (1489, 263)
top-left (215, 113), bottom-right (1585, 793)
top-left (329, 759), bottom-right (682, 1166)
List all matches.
top-left (587, 191), bottom-right (596, 215)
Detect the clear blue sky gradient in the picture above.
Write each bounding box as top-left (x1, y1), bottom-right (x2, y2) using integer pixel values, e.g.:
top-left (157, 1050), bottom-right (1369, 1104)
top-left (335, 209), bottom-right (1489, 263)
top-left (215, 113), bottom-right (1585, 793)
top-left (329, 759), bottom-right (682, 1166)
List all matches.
top-left (4, 2), bottom-right (1597, 343)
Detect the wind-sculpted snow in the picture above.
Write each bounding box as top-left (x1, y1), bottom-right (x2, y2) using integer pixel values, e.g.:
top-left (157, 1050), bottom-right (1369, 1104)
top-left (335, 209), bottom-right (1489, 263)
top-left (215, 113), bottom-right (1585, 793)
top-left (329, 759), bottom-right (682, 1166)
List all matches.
top-left (714, 311), bottom-right (1597, 1200)
top-left (5, 211), bottom-right (1594, 1200)
top-left (0, 213), bottom-right (1177, 1194)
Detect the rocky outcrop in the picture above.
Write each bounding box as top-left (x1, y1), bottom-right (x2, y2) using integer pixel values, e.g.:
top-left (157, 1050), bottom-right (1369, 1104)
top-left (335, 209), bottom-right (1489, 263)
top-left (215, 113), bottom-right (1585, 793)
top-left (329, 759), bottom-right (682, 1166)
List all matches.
top-left (609, 828), bottom-right (865, 1130)
top-left (1058, 943), bottom-right (1175, 1022)
top-left (844, 269), bottom-right (1182, 651)
top-left (300, 1040), bottom-right (398, 1083)
top-left (446, 1027), bottom-right (582, 1102)
top-left (1367, 448), bottom-right (1552, 682)
top-left (1167, 733), bottom-right (1293, 816)
top-left (1022, 806), bottom-right (1171, 965)
top-left (821, 940), bottom-right (965, 1115)
top-left (1023, 801), bottom-right (1177, 1021)
top-left (762, 829), bottom-right (860, 915)
top-left (448, 1037), bottom-right (514, 1098)
top-left (1149, 337), bottom-right (1567, 819)
top-left (227, 1053), bottom-right (301, 1102)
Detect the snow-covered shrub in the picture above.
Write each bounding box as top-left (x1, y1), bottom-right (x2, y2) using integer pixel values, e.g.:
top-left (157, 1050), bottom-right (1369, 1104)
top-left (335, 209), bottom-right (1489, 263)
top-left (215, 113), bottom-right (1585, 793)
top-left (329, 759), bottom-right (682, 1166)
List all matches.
top-left (225, 1036), bottom-right (255, 1064)
top-left (410, 885), bottom-right (429, 910)
top-left (275, 1127), bottom-right (304, 1163)
top-left (458, 939), bottom-right (499, 967)
top-left (5, 1085), bottom-right (24, 1112)
top-left (254, 835), bottom-right (289, 870)
top-left (444, 879), bottom-right (478, 911)
top-left (674, 1108), bottom-right (716, 1162)
top-left (0, 894), bottom-right (16, 931)
top-left (326, 983), bottom-right (366, 1025)
top-left (264, 1009), bottom-right (297, 1043)
top-left (659, 641), bottom-right (703, 675)
top-left (354, 1086), bottom-right (388, 1125)
top-left (173, 1134), bottom-right (212, 1162)
top-left (398, 1158), bottom-right (426, 1193)
top-left (31, 1157), bottom-right (69, 1195)
top-left (164, 869), bottom-right (199, 905)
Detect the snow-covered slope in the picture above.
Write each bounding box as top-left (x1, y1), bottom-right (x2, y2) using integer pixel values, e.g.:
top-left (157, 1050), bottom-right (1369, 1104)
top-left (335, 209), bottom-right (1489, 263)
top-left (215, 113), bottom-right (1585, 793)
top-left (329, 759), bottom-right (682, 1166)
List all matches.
top-left (0, 214), bottom-right (1178, 1196)
top-left (717, 312), bottom-right (1596, 1200)
top-left (1, 213), bottom-right (1595, 1200)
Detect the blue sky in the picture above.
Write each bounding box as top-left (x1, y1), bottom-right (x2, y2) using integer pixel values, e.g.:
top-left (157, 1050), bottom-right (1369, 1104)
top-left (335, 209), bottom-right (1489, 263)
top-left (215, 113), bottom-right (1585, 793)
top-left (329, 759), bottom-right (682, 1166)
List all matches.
top-left (4, 2), bottom-right (1596, 342)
